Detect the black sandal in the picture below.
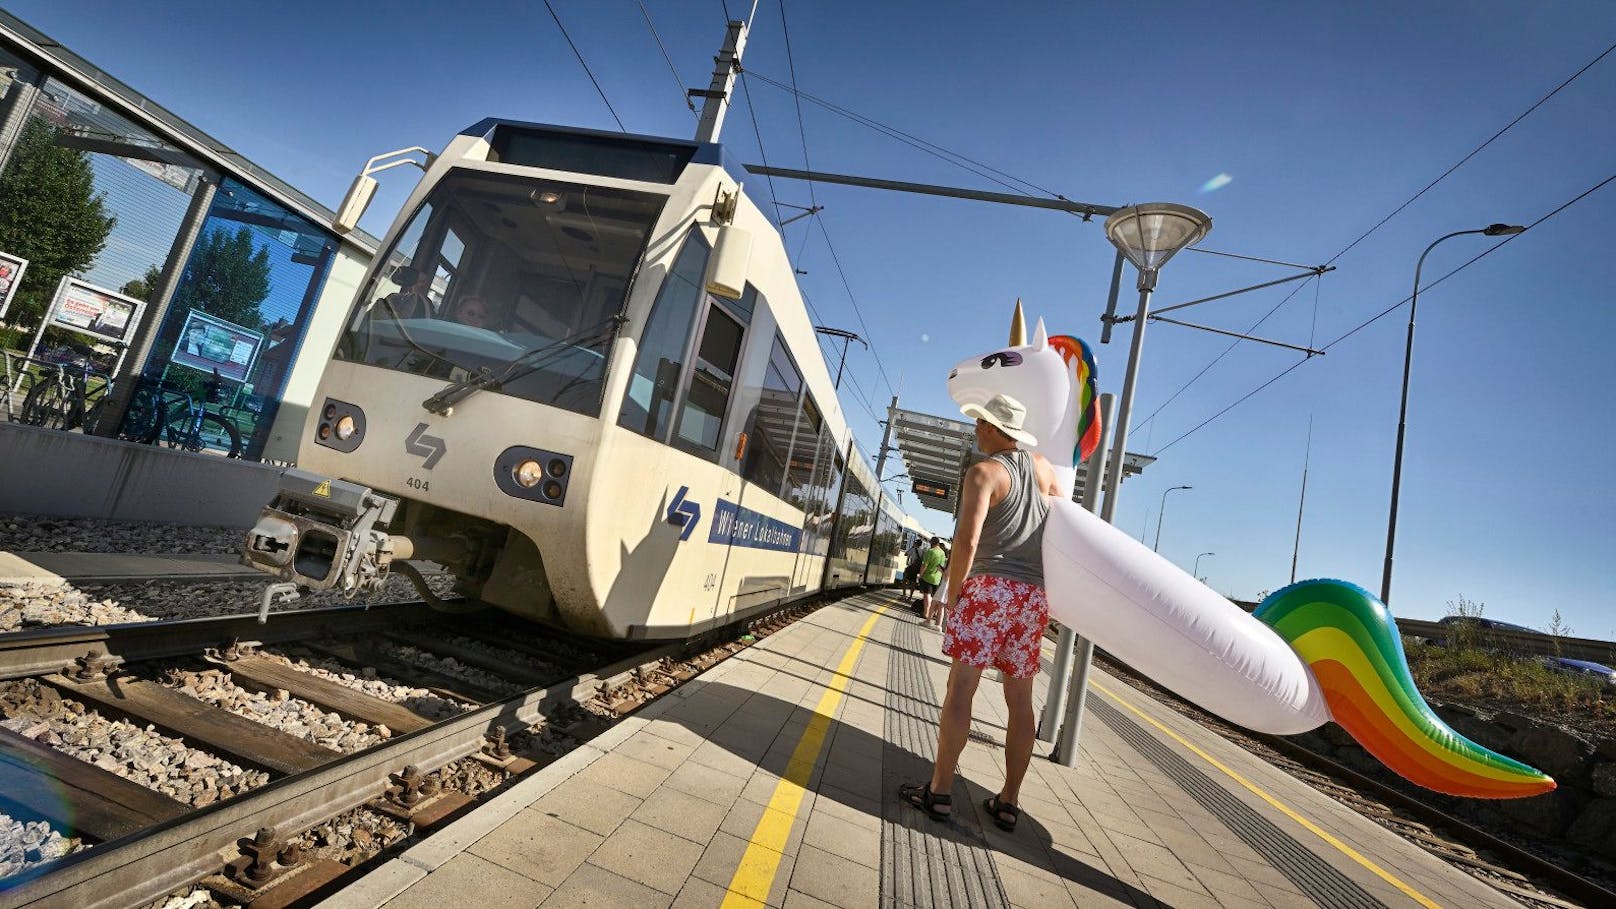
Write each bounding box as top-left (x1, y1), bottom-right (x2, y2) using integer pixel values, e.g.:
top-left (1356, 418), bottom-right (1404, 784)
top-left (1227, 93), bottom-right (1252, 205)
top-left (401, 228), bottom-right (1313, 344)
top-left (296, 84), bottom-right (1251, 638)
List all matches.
top-left (899, 782), bottom-right (952, 822)
top-left (983, 794), bottom-right (1020, 832)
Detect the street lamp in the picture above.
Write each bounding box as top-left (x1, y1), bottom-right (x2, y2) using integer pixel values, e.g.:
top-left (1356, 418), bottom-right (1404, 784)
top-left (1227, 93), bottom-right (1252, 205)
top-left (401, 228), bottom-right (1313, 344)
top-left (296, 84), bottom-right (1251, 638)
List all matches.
top-left (1194, 551), bottom-right (1215, 581)
top-left (1380, 223), bottom-right (1525, 604)
top-left (1099, 204), bottom-right (1213, 522)
top-left (1152, 485), bottom-right (1192, 552)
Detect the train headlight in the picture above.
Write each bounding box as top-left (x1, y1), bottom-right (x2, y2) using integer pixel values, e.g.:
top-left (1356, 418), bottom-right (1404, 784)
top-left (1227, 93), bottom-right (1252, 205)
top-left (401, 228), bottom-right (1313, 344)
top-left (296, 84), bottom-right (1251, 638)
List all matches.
top-left (314, 398), bottom-right (366, 453)
top-left (514, 459), bottom-right (544, 488)
top-left (494, 446), bottom-right (573, 506)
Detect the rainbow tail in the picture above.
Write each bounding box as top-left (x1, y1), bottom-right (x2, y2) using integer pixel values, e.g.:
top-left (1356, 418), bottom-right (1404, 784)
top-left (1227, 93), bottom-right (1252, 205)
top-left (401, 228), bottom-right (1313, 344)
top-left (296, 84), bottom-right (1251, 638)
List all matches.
top-left (1256, 580), bottom-right (1554, 799)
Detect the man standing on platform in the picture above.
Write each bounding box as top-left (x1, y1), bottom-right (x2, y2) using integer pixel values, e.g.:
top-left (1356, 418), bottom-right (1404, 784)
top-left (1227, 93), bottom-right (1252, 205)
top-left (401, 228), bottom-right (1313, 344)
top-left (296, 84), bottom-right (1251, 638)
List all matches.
top-left (900, 393), bottom-right (1060, 832)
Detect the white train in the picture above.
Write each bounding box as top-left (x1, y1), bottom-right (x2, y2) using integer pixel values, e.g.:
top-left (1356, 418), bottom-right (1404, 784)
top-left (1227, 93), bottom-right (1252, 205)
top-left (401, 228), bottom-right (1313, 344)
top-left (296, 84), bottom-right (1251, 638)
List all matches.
top-left (241, 119), bottom-right (920, 639)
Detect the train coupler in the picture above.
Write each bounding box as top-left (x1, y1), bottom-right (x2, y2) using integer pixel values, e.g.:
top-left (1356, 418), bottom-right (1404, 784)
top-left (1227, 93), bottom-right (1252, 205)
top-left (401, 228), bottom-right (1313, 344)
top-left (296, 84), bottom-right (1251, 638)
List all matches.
top-left (241, 468), bottom-right (398, 596)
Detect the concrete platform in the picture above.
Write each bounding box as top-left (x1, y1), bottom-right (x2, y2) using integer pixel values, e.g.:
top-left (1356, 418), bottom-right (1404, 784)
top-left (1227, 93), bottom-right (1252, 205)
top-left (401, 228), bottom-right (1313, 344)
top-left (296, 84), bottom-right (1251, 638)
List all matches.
top-left (318, 590), bottom-right (1515, 909)
top-left (0, 550), bottom-right (259, 584)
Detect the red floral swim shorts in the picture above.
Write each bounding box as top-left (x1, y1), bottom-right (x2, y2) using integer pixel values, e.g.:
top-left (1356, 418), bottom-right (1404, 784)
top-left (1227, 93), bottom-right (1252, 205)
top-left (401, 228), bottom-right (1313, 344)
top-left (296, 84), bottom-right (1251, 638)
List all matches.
top-left (941, 575), bottom-right (1050, 679)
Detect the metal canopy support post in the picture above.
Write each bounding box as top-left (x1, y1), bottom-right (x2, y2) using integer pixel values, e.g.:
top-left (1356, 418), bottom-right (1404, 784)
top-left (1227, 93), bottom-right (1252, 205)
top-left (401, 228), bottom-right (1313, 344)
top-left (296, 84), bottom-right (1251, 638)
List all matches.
top-left (93, 173), bottom-right (218, 437)
top-left (1100, 278), bottom-right (1153, 524)
top-left (1037, 394), bottom-right (1111, 743)
top-left (874, 395), bottom-right (897, 481)
top-left (1054, 393), bottom-right (1113, 765)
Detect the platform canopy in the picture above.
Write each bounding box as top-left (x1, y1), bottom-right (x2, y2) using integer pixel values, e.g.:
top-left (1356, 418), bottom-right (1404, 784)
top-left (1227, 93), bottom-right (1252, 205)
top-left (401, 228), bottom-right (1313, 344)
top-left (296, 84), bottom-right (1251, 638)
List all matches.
top-left (886, 404), bottom-right (1156, 516)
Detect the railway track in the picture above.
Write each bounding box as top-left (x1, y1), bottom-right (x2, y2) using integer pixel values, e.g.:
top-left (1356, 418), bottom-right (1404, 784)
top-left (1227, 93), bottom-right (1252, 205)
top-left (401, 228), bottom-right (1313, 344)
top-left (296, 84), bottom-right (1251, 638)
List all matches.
top-left (0, 588), bottom-right (860, 909)
top-left (1092, 653), bottom-right (1616, 909)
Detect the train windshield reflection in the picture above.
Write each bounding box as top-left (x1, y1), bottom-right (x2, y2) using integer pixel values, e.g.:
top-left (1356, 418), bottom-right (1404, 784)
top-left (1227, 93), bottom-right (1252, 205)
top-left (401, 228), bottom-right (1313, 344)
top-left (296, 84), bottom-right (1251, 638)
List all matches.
top-left (338, 168), bottom-right (665, 416)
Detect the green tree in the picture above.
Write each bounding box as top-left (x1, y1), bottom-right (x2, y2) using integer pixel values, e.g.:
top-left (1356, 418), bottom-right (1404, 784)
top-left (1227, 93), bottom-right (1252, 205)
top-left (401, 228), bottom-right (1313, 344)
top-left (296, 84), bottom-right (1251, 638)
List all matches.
top-left (170, 226), bottom-right (271, 329)
top-left (0, 118), bottom-right (116, 325)
top-left (119, 264), bottom-right (163, 301)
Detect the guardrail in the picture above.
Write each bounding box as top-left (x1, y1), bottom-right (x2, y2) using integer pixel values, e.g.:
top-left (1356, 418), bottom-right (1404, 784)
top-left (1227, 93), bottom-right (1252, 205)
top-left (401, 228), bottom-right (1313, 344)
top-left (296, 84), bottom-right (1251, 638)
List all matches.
top-left (1229, 599), bottom-right (1616, 666)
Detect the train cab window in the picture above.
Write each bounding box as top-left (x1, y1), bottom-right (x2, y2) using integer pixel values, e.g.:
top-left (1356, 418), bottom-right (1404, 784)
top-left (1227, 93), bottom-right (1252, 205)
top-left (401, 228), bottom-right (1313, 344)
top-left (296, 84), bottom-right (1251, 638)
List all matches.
top-left (339, 168), bottom-right (664, 417)
top-left (619, 229), bottom-right (709, 439)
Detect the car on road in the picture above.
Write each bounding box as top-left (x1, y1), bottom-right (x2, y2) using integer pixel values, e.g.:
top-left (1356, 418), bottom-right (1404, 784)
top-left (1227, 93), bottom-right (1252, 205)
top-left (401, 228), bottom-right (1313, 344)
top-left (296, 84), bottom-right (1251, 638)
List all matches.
top-left (1540, 657), bottom-right (1616, 685)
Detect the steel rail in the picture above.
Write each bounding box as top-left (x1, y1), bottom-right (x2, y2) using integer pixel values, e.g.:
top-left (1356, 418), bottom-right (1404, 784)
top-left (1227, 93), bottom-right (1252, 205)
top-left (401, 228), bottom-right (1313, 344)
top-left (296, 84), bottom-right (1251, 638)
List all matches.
top-left (0, 602), bottom-right (440, 682)
top-left (0, 587), bottom-right (884, 909)
top-left (0, 635), bottom-right (680, 909)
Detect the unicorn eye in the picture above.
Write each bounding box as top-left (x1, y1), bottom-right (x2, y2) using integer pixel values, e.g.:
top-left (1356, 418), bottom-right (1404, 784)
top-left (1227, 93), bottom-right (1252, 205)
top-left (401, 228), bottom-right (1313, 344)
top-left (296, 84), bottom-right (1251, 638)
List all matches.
top-left (981, 350), bottom-right (1023, 369)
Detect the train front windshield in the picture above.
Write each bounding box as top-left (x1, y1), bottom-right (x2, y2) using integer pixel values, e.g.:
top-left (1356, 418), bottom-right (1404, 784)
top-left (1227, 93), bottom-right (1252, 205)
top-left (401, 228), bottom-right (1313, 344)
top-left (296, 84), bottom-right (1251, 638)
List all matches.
top-left (338, 168), bottom-right (665, 416)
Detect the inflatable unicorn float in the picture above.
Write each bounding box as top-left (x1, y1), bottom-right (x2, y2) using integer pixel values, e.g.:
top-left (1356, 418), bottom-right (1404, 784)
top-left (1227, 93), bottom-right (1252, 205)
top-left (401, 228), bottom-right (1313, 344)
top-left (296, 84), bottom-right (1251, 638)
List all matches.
top-left (944, 303), bottom-right (1552, 799)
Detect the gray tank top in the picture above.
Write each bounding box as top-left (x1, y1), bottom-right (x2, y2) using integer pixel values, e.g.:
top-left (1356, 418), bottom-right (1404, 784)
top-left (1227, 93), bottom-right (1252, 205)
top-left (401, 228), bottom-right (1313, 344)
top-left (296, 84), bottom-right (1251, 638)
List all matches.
top-left (969, 449), bottom-right (1048, 587)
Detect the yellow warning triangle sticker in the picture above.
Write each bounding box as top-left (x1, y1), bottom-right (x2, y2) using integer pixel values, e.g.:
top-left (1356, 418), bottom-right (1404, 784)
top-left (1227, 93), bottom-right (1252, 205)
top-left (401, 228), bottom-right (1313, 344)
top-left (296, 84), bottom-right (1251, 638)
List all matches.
top-left (312, 480), bottom-right (332, 497)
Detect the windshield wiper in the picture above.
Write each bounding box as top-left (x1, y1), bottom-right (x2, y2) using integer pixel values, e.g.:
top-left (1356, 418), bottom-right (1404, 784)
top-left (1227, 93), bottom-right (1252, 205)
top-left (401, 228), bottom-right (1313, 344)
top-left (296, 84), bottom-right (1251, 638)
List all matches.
top-left (421, 314), bottom-right (626, 416)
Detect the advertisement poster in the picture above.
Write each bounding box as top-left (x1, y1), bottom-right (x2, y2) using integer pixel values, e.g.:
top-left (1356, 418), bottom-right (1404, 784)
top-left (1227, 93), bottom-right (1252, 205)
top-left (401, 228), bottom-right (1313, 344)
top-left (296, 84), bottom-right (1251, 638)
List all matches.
top-left (171, 309), bottom-right (263, 384)
top-left (47, 277), bottom-right (141, 345)
top-left (0, 250), bottom-right (27, 321)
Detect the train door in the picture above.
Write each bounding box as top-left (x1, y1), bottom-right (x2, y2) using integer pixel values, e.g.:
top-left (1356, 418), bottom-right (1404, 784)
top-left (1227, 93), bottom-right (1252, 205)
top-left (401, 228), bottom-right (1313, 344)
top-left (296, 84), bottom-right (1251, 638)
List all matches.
top-left (667, 291), bottom-right (751, 625)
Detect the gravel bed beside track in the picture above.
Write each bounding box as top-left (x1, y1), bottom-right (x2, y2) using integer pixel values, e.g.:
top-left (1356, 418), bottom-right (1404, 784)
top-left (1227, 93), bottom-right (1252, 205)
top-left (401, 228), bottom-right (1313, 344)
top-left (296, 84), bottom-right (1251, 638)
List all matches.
top-left (0, 679), bottom-right (270, 805)
top-left (1, 572), bottom-right (461, 630)
top-left (0, 515), bottom-right (240, 555)
top-left (0, 811), bottom-right (79, 879)
top-left (268, 648), bottom-right (471, 720)
top-left (165, 668), bottom-right (389, 752)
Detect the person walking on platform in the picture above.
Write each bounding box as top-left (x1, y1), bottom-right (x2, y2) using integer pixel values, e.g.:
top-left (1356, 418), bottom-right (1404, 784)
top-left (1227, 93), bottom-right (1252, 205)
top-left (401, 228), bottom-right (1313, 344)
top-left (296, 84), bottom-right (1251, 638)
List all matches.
top-left (917, 537), bottom-right (948, 626)
top-left (900, 393), bottom-right (1060, 832)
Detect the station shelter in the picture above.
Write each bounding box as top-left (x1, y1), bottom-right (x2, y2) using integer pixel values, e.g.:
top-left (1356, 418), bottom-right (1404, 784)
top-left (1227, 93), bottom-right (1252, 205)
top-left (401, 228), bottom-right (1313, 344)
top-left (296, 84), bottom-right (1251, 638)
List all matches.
top-left (0, 9), bottom-right (377, 462)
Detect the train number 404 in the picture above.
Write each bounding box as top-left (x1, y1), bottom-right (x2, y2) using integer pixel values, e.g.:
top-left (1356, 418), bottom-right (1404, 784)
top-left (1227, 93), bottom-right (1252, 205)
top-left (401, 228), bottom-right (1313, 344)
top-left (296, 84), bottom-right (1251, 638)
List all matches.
top-left (406, 477), bottom-right (430, 492)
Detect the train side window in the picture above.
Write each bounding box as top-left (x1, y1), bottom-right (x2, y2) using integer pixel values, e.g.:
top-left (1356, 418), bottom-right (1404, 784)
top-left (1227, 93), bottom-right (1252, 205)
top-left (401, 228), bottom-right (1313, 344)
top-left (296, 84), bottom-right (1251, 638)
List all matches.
top-left (618, 230), bottom-right (710, 440)
top-left (671, 299), bottom-right (746, 458)
top-left (783, 393), bottom-right (823, 504)
top-left (740, 334), bottom-right (802, 494)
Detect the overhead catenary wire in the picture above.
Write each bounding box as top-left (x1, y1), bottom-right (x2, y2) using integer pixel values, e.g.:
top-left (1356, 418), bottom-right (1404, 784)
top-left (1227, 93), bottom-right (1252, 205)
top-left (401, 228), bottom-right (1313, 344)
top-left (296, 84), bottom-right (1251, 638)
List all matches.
top-left (1145, 39), bottom-right (1616, 444)
top-left (636, 0), bottom-right (696, 116)
top-left (1150, 170), bottom-right (1616, 457)
top-left (543, 0), bottom-right (625, 132)
top-left (744, 70), bottom-right (1066, 203)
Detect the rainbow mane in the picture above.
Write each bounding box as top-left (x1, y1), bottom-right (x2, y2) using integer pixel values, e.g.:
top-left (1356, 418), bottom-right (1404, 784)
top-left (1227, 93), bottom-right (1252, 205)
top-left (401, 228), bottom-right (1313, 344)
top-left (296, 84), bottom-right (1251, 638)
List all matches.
top-left (1049, 335), bottom-right (1100, 463)
top-left (1257, 580), bottom-right (1555, 799)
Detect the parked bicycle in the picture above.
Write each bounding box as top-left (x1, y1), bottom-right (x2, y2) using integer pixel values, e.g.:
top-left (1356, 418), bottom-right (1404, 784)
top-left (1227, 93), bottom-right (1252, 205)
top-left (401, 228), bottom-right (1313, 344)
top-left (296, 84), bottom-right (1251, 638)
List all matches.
top-left (15, 356), bottom-right (112, 432)
top-left (117, 374), bottom-right (243, 458)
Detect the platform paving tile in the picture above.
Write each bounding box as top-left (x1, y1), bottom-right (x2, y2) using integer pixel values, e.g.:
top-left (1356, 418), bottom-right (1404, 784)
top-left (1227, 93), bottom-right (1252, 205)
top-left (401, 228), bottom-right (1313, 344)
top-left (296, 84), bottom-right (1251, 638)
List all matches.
top-left (670, 876), bottom-right (731, 908)
top-left (586, 817), bottom-right (707, 895)
top-left (1184, 860), bottom-right (1269, 905)
top-left (800, 805), bottom-right (881, 870)
top-left (691, 830), bottom-right (796, 907)
top-left (786, 843), bottom-right (878, 909)
top-left (993, 860), bottom-right (1076, 909)
top-left (687, 737), bottom-right (768, 778)
top-left (539, 861), bottom-right (674, 909)
top-left (380, 853), bottom-right (548, 909)
top-left (614, 729), bottom-right (696, 770)
top-left (1141, 873), bottom-right (1226, 909)
top-left (719, 789), bottom-right (809, 856)
top-left (573, 749), bottom-right (673, 799)
top-left (631, 784), bottom-right (732, 844)
top-left (663, 755), bottom-right (751, 806)
top-left (467, 809), bottom-right (604, 889)
top-left (525, 777), bottom-right (641, 838)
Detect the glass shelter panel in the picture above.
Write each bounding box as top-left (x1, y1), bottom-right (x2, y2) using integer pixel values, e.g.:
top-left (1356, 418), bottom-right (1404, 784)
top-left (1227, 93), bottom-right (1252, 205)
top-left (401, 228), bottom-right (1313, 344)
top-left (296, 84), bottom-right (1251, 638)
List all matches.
top-left (140, 177), bottom-right (336, 459)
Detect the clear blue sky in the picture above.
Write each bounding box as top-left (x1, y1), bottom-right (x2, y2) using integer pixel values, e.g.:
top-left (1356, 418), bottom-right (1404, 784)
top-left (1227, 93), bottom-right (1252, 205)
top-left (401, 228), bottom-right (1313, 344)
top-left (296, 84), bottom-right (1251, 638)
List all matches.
top-left (12, 1), bottom-right (1613, 633)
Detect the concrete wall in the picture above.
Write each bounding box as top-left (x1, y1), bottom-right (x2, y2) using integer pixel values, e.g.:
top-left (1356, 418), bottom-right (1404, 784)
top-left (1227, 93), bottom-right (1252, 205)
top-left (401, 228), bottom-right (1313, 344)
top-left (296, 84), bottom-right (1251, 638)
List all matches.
top-left (0, 422), bottom-right (281, 527)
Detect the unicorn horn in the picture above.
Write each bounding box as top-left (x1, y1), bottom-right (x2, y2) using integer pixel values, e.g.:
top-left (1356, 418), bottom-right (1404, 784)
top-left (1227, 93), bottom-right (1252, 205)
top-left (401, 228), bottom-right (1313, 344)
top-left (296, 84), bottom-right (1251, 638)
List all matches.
top-left (1009, 298), bottom-right (1027, 345)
